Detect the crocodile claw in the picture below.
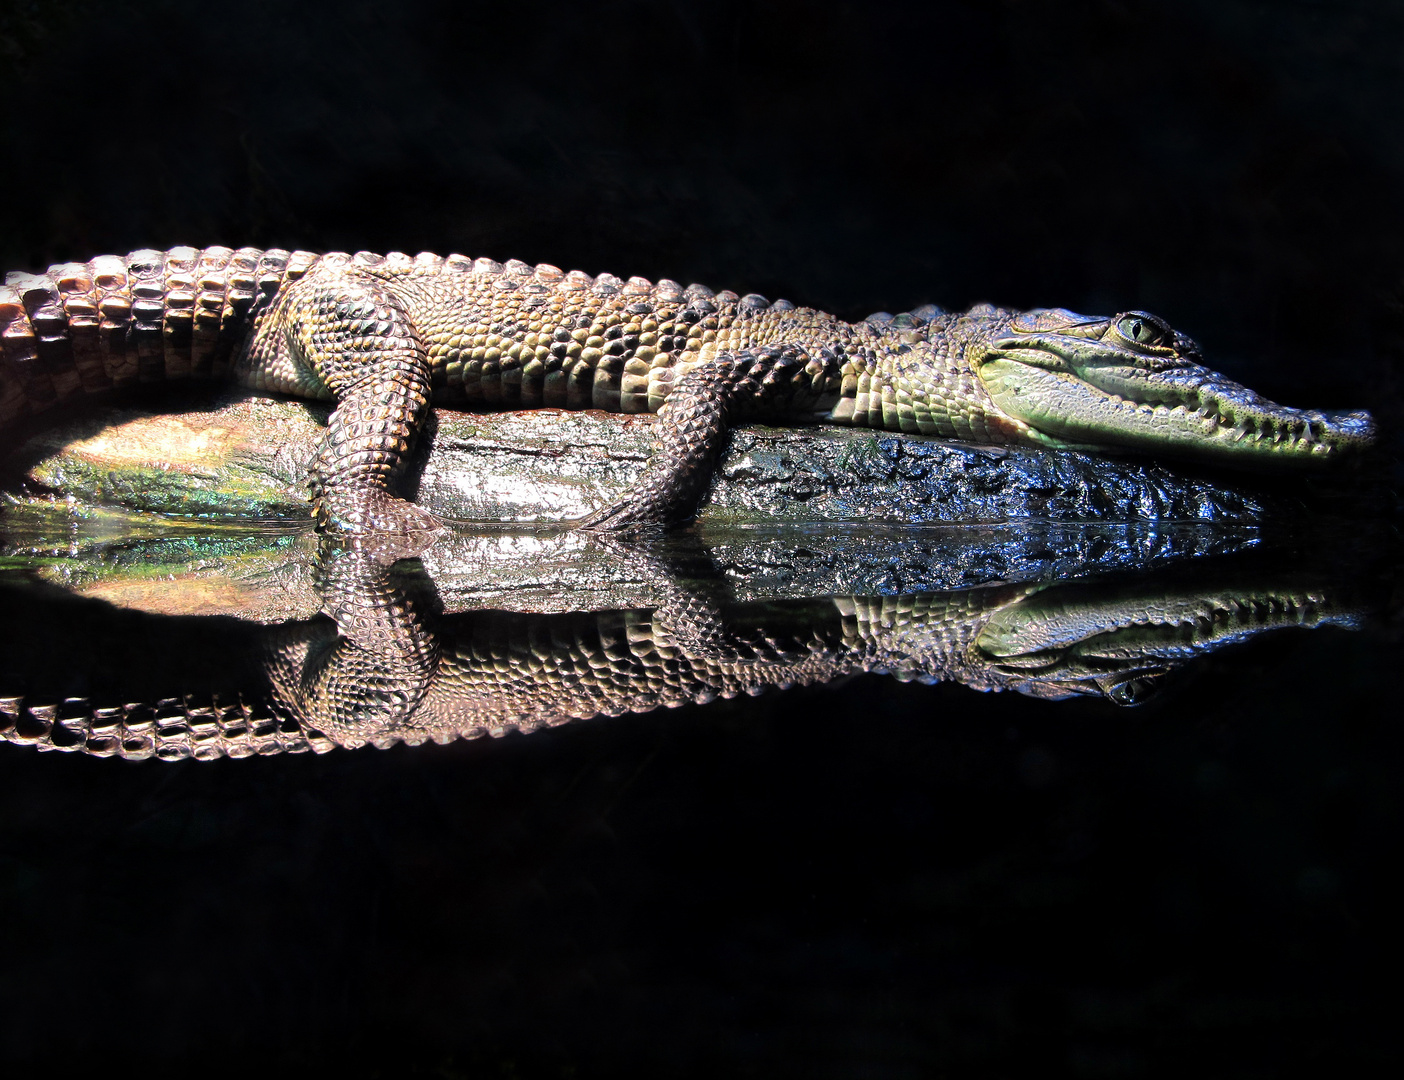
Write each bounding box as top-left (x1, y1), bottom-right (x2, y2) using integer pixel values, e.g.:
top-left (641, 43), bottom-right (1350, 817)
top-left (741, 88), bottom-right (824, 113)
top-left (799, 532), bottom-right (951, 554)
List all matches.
top-left (573, 498), bottom-right (675, 536)
top-left (314, 487), bottom-right (445, 544)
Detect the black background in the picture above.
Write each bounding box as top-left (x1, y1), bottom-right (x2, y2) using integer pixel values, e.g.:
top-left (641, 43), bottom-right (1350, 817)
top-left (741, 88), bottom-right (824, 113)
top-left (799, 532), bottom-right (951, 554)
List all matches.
top-left (1, 1), bottom-right (1401, 1075)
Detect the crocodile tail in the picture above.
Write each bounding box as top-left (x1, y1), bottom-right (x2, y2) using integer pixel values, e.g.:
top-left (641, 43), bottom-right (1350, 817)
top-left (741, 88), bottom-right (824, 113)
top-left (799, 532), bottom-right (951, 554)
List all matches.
top-left (0, 692), bottom-right (336, 761)
top-left (0, 246), bottom-right (322, 430)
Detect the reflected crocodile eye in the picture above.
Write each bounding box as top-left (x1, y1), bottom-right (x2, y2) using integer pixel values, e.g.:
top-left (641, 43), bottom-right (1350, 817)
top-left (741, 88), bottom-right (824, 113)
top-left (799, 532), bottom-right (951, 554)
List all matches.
top-left (1115, 312), bottom-right (1172, 348)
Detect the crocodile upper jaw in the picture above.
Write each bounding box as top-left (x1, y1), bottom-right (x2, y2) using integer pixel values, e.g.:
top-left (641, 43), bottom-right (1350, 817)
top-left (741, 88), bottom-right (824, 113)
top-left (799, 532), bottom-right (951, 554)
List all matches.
top-left (976, 335), bottom-right (1375, 466)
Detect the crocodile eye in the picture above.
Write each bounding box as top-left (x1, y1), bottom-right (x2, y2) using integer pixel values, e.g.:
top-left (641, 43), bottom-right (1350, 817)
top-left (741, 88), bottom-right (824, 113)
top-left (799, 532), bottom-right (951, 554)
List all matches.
top-left (1114, 312), bottom-right (1172, 349)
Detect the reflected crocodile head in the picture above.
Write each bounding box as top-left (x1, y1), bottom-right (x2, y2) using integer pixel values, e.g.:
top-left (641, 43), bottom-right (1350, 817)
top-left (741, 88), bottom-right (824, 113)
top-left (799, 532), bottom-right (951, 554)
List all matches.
top-left (973, 574), bottom-right (1359, 703)
top-left (969, 308), bottom-right (1375, 465)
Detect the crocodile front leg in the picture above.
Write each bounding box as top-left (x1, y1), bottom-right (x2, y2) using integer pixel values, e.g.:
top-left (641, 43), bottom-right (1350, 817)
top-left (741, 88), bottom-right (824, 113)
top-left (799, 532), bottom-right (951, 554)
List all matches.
top-left (265, 543), bottom-right (442, 748)
top-left (268, 268), bottom-right (443, 537)
top-left (578, 343), bottom-right (827, 532)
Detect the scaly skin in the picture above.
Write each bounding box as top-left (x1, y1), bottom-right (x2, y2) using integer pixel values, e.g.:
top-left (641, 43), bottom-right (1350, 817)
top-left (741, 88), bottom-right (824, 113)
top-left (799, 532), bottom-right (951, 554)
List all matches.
top-left (0, 543), bottom-right (1360, 760)
top-left (0, 247), bottom-right (1377, 535)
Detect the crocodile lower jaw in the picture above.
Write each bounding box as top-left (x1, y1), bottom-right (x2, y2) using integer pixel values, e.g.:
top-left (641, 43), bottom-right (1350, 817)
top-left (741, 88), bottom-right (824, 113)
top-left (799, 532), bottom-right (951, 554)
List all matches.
top-left (978, 357), bottom-right (1374, 465)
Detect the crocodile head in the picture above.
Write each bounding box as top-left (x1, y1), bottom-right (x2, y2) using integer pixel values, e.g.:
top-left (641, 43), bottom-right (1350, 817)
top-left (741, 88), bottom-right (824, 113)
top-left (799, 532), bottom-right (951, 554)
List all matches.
top-left (970, 308), bottom-right (1375, 464)
top-left (972, 572), bottom-right (1359, 704)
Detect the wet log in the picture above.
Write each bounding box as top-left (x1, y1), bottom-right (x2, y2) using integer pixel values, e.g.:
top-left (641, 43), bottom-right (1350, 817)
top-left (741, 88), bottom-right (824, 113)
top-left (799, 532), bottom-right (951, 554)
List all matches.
top-left (5, 394), bottom-right (1270, 527)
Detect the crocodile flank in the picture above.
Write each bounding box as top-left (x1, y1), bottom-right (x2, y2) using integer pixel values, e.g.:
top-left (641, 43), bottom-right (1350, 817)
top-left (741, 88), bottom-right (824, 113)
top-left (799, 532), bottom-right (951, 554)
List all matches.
top-left (0, 246), bottom-right (1376, 535)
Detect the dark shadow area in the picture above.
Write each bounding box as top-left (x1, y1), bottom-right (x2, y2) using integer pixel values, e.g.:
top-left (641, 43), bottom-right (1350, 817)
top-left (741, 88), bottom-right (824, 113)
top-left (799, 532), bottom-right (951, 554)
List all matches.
top-left (1, 0), bottom-right (1402, 1074)
top-left (0, 525), bottom-right (1399, 1076)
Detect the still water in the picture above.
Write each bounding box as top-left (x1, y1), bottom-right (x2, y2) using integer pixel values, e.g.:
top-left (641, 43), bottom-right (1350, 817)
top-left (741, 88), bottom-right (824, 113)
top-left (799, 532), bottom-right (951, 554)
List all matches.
top-left (0, 513), bottom-right (1398, 1074)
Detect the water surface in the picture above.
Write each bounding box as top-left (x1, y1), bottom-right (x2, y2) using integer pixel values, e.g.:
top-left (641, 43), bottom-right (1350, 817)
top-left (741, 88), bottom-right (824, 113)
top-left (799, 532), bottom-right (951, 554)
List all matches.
top-left (0, 515), bottom-right (1397, 1075)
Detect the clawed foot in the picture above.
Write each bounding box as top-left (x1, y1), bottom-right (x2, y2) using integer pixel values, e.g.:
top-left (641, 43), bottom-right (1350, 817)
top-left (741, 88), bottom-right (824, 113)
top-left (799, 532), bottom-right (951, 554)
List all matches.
top-left (574, 497), bottom-right (675, 536)
top-left (314, 487), bottom-right (445, 555)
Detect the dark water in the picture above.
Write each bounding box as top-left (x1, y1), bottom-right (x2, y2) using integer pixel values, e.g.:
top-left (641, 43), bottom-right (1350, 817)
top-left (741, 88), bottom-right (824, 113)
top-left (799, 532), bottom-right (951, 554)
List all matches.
top-left (0, 520), bottom-right (1399, 1077)
top-left (2, 0), bottom-right (1403, 1074)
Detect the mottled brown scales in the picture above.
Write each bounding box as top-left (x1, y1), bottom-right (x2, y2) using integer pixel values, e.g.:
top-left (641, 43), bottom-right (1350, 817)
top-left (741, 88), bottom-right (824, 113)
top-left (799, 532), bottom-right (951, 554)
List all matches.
top-left (0, 244), bottom-right (1374, 535)
top-left (0, 245), bottom-right (985, 533)
top-left (0, 587), bottom-right (1022, 760)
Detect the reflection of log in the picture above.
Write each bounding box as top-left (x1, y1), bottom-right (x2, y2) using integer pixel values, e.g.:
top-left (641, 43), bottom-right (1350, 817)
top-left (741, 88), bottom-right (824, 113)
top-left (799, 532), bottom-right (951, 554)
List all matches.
top-left (8, 393), bottom-right (1271, 526)
top-left (0, 503), bottom-right (1264, 624)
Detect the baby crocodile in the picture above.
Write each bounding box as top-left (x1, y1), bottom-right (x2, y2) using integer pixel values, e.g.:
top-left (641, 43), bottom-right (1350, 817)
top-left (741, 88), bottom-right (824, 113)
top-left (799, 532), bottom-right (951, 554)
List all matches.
top-left (0, 246), bottom-right (1376, 535)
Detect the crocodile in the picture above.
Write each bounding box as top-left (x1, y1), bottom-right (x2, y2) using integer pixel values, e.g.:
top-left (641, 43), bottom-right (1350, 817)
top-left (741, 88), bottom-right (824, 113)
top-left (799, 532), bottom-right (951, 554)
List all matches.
top-left (0, 543), bottom-right (1362, 761)
top-left (0, 246), bottom-right (1377, 535)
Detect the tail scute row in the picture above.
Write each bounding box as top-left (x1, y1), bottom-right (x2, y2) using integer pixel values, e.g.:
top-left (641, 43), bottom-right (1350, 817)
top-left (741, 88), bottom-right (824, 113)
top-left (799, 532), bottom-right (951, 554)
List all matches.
top-left (0, 692), bottom-right (334, 761)
top-left (0, 245), bottom-right (325, 431)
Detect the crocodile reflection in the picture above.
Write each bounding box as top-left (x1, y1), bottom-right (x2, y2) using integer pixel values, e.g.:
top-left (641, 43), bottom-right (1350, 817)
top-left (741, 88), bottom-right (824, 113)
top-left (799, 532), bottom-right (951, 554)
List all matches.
top-left (0, 540), bottom-right (1361, 760)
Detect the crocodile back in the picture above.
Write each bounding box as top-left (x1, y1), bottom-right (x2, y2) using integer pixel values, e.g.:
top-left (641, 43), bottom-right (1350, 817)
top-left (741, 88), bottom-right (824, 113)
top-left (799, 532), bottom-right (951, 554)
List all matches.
top-left (312, 251), bottom-right (823, 414)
